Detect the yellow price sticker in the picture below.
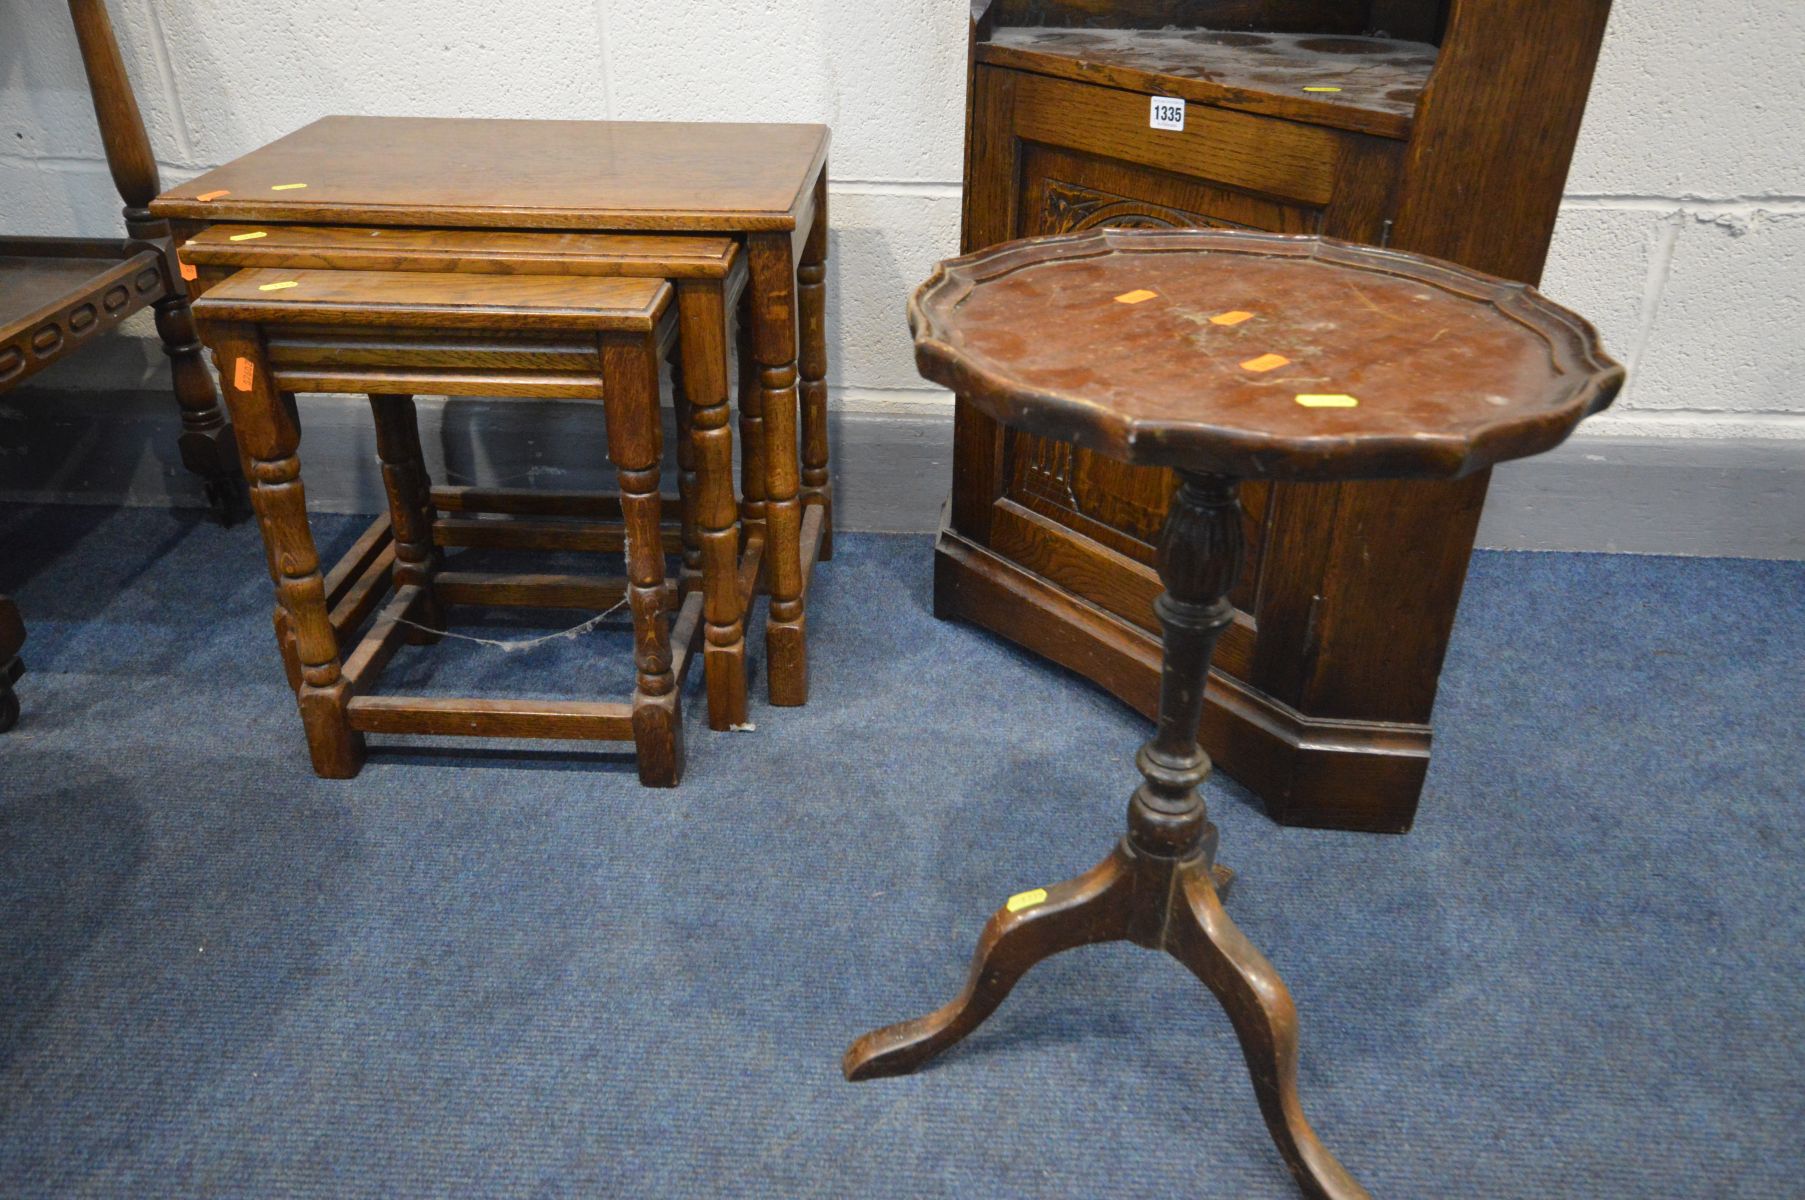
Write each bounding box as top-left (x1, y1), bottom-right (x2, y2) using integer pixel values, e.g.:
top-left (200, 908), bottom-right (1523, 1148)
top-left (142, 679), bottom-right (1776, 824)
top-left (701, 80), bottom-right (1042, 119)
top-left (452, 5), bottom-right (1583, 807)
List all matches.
top-left (1296, 393), bottom-right (1359, 408)
top-left (1209, 310), bottom-right (1255, 326)
top-left (1006, 888), bottom-right (1049, 914)
top-left (228, 231), bottom-right (268, 242)
top-left (270, 182), bottom-right (308, 191)
top-left (1303, 86), bottom-right (1344, 93)
top-left (1114, 289), bottom-right (1159, 305)
top-left (258, 280), bottom-right (300, 292)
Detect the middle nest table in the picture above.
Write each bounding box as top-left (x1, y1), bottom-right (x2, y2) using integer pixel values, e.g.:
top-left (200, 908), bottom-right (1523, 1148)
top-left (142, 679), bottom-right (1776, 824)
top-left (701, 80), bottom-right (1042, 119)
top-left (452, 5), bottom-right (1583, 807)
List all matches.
top-left (187, 225), bottom-right (818, 786)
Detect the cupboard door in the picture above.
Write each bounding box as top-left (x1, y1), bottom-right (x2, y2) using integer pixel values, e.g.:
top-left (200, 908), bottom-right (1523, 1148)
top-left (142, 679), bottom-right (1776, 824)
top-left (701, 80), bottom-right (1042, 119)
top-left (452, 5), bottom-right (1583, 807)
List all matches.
top-left (970, 67), bottom-right (1401, 650)
top-left (1000, 142), bottom-right (1327, 625)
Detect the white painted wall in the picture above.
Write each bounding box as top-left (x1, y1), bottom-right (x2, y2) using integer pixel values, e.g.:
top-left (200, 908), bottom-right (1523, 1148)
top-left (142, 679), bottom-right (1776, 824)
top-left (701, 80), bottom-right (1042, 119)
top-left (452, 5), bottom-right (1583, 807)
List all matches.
top-left (3, 0), bottom-right (1802, 445)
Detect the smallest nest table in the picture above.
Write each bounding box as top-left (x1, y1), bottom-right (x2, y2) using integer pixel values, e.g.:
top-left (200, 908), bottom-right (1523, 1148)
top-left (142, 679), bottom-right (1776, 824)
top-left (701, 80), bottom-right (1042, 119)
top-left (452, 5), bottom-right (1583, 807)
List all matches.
top-left (193, 266), bottom-right (706, 786)
top-left (845, 228), bottom-right (1624, 1200)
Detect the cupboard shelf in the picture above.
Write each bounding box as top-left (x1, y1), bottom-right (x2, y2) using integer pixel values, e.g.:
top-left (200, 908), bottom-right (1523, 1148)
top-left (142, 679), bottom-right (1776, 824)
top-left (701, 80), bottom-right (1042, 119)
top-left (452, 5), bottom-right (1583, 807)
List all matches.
top-left (979, 26), bottom-right (1435, 139)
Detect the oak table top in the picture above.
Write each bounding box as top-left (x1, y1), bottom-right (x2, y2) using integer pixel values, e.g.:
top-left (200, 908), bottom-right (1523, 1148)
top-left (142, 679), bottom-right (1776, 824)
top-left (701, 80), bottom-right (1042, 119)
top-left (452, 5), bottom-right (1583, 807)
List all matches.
top-left (197, 267), bottom-right (672, 333)
top-left (151, 116), bottom-right (831, 233)
top-left (910, 228), bottom-right (1624, 482)
top-left (178, 225), bottom-right (741, 279)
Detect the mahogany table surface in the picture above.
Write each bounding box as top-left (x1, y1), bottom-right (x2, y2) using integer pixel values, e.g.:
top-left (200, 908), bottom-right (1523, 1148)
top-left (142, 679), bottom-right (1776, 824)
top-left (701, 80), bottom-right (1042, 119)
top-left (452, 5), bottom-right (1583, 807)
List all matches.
top-left (911, 228), bottom-right (1624, 483)
top-left (151, 116), bottom-right (831, 233)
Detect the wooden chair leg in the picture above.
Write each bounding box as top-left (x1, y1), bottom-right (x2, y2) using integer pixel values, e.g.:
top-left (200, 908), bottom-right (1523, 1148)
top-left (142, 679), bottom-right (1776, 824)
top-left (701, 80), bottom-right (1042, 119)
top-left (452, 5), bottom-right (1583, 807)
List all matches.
top-left (799, 167), bottom-right (833, 561)
top-left (69, 0), bottom-right (244, 523)
top-left (748, 232), bottom-right (808, 707)
top-left (205, 323), bottom-right (364, 778)
top-left (602, 330), bottom-right (683, 787)
top-left (680, 282), bottom-right (750, 731)
top-left (368, 393), bottom-right (444, 640)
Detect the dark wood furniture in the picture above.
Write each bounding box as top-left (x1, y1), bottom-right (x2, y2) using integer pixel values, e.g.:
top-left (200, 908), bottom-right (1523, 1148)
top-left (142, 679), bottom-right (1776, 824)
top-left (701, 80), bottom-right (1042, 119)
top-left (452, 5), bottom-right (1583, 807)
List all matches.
top-left (193, 266), bottom-right (709, 786)
top-left (0, 595), bottom-right (21, 732)
top-left (942, 0), bottom-right (1614, 832)
top-left (0, 1), bottom-right (239, 508)
top-left (0, 0), bottom-right (248, 730)
top-left (178, 224), bottom-right (759, 732)
top-left (152, 117), bottom-right (833, 710)
top-left (845, 228), bottom-right (1623, 1198)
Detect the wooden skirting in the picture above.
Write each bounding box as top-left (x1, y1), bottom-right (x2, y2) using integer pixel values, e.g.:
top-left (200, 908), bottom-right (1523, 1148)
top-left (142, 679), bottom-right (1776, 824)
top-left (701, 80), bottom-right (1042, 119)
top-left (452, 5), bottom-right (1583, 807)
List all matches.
top-left (3, 388), bottom-right (1799, 559)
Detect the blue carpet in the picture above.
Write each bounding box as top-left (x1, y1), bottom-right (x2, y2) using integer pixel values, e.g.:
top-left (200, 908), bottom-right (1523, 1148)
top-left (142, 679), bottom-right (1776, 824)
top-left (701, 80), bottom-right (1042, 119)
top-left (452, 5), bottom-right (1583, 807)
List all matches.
top-left (1, 502), bottom-right (1801, 1198)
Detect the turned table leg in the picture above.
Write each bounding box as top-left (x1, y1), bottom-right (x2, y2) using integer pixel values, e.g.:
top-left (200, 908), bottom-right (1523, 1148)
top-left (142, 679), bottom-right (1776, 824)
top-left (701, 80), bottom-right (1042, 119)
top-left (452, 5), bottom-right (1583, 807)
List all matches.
top-left (735, 286), bottom-right (767, 539)
top-left (206, 325), bottom-right (364, 778)
top-left (679, 282), bottom-right (749, 731)
top-left (602, 331), bottom-right (683, 787)
top-left (845, 472), bottom-right (1366, 1200)
top-left (670, 350), bottom-right (703, 591)
top-left (747, 232), bottom-right (808, 707)
top-left (368, 393), bottom-right (443, 640)
top-left (798, 168), bottom-right (833, 561)
top-left (259, 393), bottom-right (304, 693)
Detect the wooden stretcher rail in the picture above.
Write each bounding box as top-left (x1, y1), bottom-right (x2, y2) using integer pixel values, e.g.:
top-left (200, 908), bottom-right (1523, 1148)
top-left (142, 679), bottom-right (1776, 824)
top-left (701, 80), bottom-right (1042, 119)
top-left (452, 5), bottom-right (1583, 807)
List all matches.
top-left (434, 570), bottom-right (676, 611)
top-left (323, 514), bottom-right (393, 609)
top-left (737, 529), bottom-right (766, 610)
top-left (329, 493), bottom-right (800, 613)
top-left (345, 696), bottom-right (636, 740)
top-left (341, 589), bottom-right (703, 742)
top-left (329, 544), bottom-right (397, 639)
top-left (431, 486), bottom-right (679, 519)
top-left (799, 504), bottom-right (825, 600)
top-left (342, 584), bottom-right (424, 694)
top-left (434, 515), bottom-right (686, 555)
top-left (667, 588), bottom-right (703, 684)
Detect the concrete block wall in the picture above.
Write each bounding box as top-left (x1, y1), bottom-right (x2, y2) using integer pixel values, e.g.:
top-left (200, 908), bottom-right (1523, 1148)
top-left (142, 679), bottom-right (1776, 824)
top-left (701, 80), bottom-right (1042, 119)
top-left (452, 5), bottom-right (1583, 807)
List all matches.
top-left (1539, 0), bottom-right (1805, 442)
top-left (2, 1), bottom-right (1801, 543)
top-left (1, 0), bottom-right (971, 416)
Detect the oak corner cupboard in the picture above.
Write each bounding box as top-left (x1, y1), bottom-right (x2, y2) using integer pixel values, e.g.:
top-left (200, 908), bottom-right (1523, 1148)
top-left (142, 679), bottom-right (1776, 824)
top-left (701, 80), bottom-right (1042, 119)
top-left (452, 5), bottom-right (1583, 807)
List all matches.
top-left (941, 0), bottom-right (1614, 832)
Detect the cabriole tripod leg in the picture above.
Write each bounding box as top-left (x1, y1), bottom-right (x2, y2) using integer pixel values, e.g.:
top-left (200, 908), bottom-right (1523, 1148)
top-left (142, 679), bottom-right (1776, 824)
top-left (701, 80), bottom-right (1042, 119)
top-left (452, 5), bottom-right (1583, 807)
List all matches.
top-left (845, 472), bottom-right (1366, 1199)
top-left (1165, 861), bottom-right (1369, 1200)
top-left (842, 850), bottom-right (1137, 1080)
